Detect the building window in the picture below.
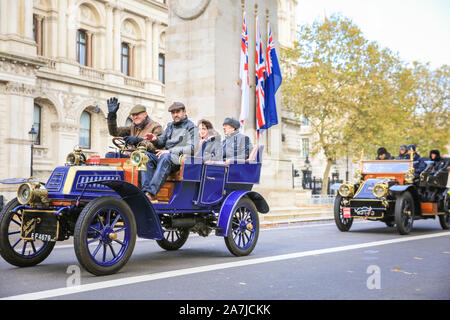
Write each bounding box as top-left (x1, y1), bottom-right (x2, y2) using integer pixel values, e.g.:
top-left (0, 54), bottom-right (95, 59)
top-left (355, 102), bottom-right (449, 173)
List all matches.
top-left (302, 138), bottom-right (309, 158)
top-left (159, 53), bottom-right (165, 84)
top-left (79, 111), bottom-right (91, 149)
top-left (302, 115), bottom-right (309, 126)
top-left (77, 30), bottom-right (87, 66)
top-left (33, 103), bottom-right (41, 145)
top-left (121, 43), bottom-right (130, 76)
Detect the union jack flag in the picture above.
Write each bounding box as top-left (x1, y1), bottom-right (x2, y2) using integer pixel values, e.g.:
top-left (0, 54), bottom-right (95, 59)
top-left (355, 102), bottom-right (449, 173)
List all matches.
top-left (239, 11), bottom-right (250, 129)
top-left (255, 17), bottom-right (265, 138)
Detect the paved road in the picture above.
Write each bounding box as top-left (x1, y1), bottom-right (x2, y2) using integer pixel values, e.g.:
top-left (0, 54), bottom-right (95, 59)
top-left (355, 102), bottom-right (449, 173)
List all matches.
top-left (0, 219), bottom-right (449, 300)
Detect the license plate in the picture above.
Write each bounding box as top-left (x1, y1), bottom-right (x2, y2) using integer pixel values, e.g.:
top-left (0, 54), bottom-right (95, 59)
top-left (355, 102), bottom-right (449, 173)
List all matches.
top-left (21, 211), bottom-right (59, 242)
top-left (343, 207), bottom-right (351, 218)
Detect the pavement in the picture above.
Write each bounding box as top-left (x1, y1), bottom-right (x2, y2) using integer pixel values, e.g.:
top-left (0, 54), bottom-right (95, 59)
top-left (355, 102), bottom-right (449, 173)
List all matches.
top-left (260, 204), bottom-right (334, 228)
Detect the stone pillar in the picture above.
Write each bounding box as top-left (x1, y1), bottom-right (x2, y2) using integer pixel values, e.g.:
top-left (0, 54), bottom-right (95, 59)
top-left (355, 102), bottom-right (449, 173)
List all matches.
top-left (113, 7), bottom-right (121, 72)
top-left (129, 44), bottom-right (134, 77)
top-left (58, 0), bottom-right (67, 58)
top-left (7, 0), bottom-right (18, 35)
top-left (23, 0), bottom-right (34, 40)
top-left (145, 17), bottom-right (153, 80)
top-left (152, 21), bottom-right (160, 81)
top-left (167, 0), bottom-right (288, 196)
top-left (86, 31), bottom-right (92, 67)
top-left (35, 15), bottom-right (43, 55)
top-left (0, 0), bottom-right (7, 35)
top-left (105, 4), bottom-right (114, 70)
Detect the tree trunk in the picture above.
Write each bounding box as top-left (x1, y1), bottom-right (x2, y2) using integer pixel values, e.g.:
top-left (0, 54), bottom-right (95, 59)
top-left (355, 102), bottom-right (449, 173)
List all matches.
top-left (321, 158), bottom-right (334, 195)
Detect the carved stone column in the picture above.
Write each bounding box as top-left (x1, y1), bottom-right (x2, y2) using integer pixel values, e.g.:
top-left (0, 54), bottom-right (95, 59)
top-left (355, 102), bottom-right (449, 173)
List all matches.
top-left (113, 7), bottom-right (121, 72)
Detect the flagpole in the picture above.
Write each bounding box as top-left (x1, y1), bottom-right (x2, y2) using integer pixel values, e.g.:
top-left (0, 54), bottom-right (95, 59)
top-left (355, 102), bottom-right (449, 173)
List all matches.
top-left (254, 3), bottom-right (259, 146)
top-left (265, 8), bottom-right (270, 151)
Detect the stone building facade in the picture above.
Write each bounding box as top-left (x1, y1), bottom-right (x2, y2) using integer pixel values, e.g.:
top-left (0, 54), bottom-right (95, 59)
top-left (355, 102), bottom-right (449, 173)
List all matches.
top-left (0, 0), bottom-right (317, 204)
top-left (0, 0), bottom-right (169, 200)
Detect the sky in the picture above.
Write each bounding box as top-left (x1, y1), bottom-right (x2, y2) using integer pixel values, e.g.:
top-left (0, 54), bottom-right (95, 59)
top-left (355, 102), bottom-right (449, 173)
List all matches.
top-left (296, 0), bottom-right (450, 69)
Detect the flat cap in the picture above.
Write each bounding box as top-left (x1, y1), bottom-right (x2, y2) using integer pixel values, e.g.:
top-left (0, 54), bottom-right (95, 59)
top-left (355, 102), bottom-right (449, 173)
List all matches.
top-left (168, 102), bottom-right (186, 112)
top-left (129, 105), bottom-right (147, 116)
top-left (223, 117), bottom-right (240, 130)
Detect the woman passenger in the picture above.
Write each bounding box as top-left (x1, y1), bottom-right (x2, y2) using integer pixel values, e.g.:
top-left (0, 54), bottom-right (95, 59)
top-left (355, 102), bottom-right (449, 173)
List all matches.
top-left (196, 119), bottom-right (223, 162)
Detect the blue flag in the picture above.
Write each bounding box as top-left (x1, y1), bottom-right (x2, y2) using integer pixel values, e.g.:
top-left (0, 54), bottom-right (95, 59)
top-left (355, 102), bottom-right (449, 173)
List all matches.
top-left (262, 22), bottom-right (282, 131)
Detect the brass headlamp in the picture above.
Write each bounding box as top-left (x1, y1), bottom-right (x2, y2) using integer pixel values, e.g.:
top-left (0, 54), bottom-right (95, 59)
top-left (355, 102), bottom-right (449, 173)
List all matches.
top-left (66, 146), bottom-right (87, 166)
top-left (373, 182), bottom-right (389, 198)
top-left (17, 178), bottom-right (49, 206)
top-left (130, 146), bottom-right (149, 171)
top-left (338, 183), bottom-right (355, 198)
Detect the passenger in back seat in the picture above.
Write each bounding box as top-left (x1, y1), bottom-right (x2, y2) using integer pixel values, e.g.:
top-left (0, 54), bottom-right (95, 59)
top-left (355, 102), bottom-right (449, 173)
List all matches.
top-left (196, 119), bottom-right (223, 162)
top-left (222, 117), bottom-right (253, 163)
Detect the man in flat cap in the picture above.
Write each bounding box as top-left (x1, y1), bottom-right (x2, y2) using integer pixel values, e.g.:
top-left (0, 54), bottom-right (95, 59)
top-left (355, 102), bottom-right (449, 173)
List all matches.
top-left (106, 97), bottom-right (163, 156)
top-left (222, 117), bottom-right (253, 163)
top-left (144, 102), bottom-right (199, 202)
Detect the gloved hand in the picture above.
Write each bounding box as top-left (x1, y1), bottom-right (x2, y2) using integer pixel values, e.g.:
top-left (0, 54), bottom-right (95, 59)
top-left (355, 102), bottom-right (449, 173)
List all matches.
top-left (107, 97), bottom-right (120, 120)
top-left (123, 136), bottom-right (143, 146)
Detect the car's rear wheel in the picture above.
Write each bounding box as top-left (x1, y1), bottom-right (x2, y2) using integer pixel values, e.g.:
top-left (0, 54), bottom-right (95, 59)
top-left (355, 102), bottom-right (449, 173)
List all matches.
top-left (440, 193), bottom-right (450, 230)
top-left (156, 228), bottom-right (189, 251)
top-left (224, 197), bottom-right (259, 256)
top-left (74, 196), bottom-right (136, 276)
top-left (334, 195), bottom-right (353, 232)
top-left (395, 192), bottom-right (415, 235)
top-left (0, 198), bottom-right (55, 268)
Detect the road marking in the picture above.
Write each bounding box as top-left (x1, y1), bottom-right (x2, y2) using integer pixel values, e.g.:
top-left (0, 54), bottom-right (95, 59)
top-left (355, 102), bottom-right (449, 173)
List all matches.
top-left (2, 231), bottom-right (449, 300)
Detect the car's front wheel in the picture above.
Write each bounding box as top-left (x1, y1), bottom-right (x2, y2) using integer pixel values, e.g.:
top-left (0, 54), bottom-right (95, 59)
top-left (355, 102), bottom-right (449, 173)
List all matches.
top-left (74, 196), bottom-right (137, 276)
top-left (0, 198), bottom-right (55, 268)
top-left (395, 192), bottom-right (415, 235)
top-left (334, 195), bottom-right (353, 232)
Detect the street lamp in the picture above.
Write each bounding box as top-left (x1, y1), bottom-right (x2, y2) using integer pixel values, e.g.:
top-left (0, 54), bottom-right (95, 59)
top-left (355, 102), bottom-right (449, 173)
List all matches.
top-left (28, 125), bottom-right (38, 177)
top-left (302, 156), bottom-right (312, 189)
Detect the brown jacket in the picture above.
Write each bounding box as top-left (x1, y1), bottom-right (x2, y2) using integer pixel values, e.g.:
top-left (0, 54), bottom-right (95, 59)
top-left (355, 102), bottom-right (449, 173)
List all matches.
top-left (108, 117), bottom-right (163, 153)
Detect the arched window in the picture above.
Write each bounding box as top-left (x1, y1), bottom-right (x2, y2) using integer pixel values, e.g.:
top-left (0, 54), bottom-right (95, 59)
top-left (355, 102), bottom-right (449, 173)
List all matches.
top-left (79, 111), bottom-right (91, 148)
top-left (77, 30), bottom-right (87, 66)
top-left (159, 53), bottom-right (165, 84)
top-left (121, 42), bottom-right (130, 76)
top-left (33, 103), bottom-right (41, 145)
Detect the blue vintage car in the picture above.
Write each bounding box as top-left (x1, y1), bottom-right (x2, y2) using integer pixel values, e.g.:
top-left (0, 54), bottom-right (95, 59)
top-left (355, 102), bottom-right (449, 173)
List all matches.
top-left (0, 139), bottom-right (269, 275)
top-left (332, 155), bottom-right (449, 235)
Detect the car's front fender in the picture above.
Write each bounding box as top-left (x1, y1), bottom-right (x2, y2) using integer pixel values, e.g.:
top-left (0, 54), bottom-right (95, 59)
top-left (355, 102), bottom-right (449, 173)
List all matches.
top-left (216, 191), bottom-right (269, 237)
top-left (91, 180), bottom-right (164, 240)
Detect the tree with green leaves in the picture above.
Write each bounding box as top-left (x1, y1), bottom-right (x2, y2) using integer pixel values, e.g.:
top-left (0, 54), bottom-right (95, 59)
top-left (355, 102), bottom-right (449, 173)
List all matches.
top-left (282, 14), bottom-right (449, 194)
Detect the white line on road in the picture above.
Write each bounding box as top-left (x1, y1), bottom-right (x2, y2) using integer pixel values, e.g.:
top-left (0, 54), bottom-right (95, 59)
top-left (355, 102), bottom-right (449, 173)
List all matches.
top-left (3, 231), bottom-right (449, 300)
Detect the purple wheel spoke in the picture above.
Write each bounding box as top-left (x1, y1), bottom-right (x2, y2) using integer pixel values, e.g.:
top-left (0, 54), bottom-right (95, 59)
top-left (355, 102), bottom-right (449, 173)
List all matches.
top-left (88, 235), bottom-right (101, 244)
top-left (113, 239), bottom-right (124, 246)
top-left (113, 226), bottom-right (127, 233)
top-left (92, 242), bottom-right (102, 257)
top-left (108, 244), bottom-right (117, 258)
top-left (8, 231), bottom-right (21, 236)
top-left (111, 214), bottom-right (121, 228)
top-left (12, 238), bottom-right (22, 249)
top-left (21, 241), bottom-right (28, 255)
top-left (102, 244), bottom-right (107, 263)
top-left (11, 219), bottom-right (22, 227)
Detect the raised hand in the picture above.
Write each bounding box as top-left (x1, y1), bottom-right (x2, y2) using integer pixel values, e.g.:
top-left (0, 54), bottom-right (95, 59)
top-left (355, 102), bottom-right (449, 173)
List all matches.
top-left (107, 97), bottom-right (120, 114)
